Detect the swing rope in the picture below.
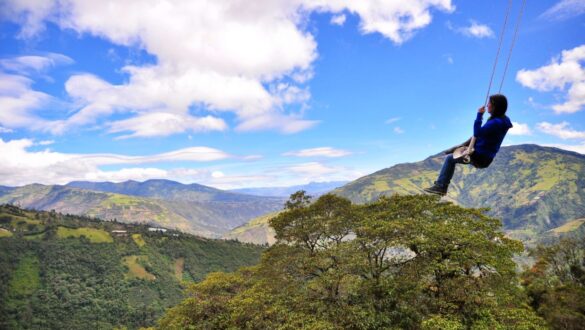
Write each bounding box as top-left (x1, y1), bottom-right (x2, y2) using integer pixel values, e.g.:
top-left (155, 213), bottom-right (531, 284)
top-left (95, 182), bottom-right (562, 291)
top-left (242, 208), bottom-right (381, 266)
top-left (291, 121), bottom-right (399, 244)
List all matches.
top-left (498, 0), bottom-right (527, 93)
top-left (460, 0), bottom-right (527, 165)
top-left (484, 0), bottom-right (514, 107)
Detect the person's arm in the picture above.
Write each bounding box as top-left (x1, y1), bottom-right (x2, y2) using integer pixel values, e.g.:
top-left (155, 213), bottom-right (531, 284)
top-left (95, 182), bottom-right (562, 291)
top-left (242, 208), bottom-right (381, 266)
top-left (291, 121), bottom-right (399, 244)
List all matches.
top-left (473, 105), bottom-right (500, 138)
top-left (477, 119), bottom-right (501, 138)
top-left (473, 109), bottom-right (484, 137)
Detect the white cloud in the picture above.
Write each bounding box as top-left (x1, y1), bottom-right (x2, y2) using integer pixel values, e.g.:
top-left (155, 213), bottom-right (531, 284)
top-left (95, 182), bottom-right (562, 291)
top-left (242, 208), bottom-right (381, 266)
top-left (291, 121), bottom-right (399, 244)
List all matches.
top-left (0, 53), bottom-right (73, 74)
top-left (385, 117), bottom-right (401, 124)
top-left (508, 122), bottom-right (532, 136)
top-left (537, 121), bottom-right (585, 139)
top-left (1, 0), bottom-right (454, 137)
top-left (516, 44), bottom-right (585, 113)
top-left (182, 161), bottom-right (363, 190)
top-left (108, 112), bottom-right (227, 139)
top-left (459, 20), bottom-right (494, 38)
top-left (288, 162), bottom-right (338, 176)
top-left (540, 0), bottom-right (585, 21)
top-left (444, 54), bottom-right (454, 64)
top-left (0, 138), bottom-right (365, 188)
top-left (37, 140), bottom-right (55, 145)
top-left (0, 126), bottom-right (14, 133)
top-left (308, 1), bottom-right (454, 44)
top-left (542, 142), bottom-right (585, 155)
top-left (0, 0), bottom-right (56, 38)
top-left (0, 73), bottom-right (53, 130)
top-left (0, 138), bottom-right (234, 186)
top-left (331, 14), bottom-right (346, 26)
top-left (0, 53), bottom-right (74, 133)
top-left (283, 147), bottom-right (352, 158)
top-left (284, 161), bottom-right (363, 184)
top-left (448, 20), bottom-right (493, 39)
top-left (84, 167), bottom-right (169, 183)
top-left (394, 126), bottom-right (405, 134)
top-left (171, 168), bottom-right (273, 190)
top-left (211, 171), bottom-right (225, 178)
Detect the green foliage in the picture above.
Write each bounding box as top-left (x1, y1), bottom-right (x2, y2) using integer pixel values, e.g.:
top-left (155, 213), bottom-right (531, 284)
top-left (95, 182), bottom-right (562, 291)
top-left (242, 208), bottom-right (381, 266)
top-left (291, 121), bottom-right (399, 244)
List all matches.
top-left (159, 194), bottom-right (545, 329)
top-left (8, 255), bottom-right (40, 297)
top-left (0, 204), bottom-right (264, 329)
top-left (2, 254), bottom-right (41, 329)
top-left (522, 238), bottom-right (585, 329)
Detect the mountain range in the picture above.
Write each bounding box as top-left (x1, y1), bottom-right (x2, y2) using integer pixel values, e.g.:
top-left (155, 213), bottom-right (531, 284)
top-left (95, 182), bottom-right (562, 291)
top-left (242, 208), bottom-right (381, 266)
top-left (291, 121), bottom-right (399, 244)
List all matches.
top-left (227, 145), bottom-right (585, 246)
top-left (0, 180), bottom-right (285, 238)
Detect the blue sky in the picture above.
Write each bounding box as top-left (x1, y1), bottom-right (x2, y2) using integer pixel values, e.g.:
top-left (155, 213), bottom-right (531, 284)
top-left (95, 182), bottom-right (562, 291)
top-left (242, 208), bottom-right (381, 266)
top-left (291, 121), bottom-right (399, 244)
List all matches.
top-left (0, 0), bottom-right (584, 188)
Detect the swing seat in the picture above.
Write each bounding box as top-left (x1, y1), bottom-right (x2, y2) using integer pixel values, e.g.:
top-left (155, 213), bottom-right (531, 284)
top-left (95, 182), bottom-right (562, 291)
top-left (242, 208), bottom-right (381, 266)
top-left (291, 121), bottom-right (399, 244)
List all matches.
top-left (453, 145), bottom-right (492, 169)
top-left (453, 146), bottom-right (473, 164)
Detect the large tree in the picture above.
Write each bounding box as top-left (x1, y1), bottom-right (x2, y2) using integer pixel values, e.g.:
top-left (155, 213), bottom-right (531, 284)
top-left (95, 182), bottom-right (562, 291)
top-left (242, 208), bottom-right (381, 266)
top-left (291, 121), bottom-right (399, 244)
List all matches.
top-left (159, 194), bottom-right (545, 329)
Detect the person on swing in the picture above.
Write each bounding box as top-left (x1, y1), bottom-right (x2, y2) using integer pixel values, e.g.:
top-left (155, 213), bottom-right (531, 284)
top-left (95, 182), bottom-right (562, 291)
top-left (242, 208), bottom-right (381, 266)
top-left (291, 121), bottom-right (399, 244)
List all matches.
top-left (424, 94), bottom-right (513, 196)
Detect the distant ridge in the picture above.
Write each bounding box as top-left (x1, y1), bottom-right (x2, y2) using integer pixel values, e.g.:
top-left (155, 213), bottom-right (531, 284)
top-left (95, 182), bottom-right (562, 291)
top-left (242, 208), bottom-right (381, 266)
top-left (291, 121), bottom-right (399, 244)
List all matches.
top-left (0, 180), bottom-right (286, 238)
top-left (67, 179), bottom-right (275, 202)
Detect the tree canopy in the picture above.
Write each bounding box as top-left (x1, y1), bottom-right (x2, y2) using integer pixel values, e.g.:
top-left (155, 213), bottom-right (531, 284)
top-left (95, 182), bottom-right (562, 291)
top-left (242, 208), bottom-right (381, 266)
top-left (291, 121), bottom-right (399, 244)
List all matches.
top-left (159, 193), bottom-right (545, 329)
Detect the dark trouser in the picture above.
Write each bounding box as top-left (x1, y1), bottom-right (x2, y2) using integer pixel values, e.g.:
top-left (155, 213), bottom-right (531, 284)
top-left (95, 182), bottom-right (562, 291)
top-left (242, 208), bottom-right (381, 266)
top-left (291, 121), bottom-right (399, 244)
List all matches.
top-left (435, 153), bottom-right (492, 189)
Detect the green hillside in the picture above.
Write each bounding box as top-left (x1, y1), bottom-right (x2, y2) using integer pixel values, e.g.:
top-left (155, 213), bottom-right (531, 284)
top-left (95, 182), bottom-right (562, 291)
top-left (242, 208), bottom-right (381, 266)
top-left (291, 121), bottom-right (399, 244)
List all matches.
top-left (334, 144), bottom-right (585, 243)
top-left (0, 183), bottom-right (285, 238)
top-left (0, 204), bottom-right (264, 329)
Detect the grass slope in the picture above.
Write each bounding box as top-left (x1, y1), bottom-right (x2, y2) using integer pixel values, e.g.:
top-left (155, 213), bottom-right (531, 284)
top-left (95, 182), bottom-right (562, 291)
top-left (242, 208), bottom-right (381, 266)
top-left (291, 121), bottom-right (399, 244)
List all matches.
top-left (550, 219), bottom-right (585, 234)
top-left (57, 226), bottom-right (113, 243)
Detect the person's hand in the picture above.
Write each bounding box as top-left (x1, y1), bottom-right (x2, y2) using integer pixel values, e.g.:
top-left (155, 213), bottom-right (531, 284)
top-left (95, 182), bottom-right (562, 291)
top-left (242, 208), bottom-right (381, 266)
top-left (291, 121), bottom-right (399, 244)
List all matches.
top-left (478, 106), bottom-right (486, 114)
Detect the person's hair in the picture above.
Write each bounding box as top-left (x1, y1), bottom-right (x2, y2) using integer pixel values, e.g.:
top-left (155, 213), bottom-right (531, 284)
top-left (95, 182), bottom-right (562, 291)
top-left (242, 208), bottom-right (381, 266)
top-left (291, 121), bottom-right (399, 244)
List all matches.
top-left (488, 94), bottom-right (508, 119)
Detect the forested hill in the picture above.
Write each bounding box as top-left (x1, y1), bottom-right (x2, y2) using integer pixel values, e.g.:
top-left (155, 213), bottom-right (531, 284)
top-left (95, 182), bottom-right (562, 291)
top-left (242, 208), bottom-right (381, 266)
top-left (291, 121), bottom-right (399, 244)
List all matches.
top-left (0, 204), bottom-right (264, 329)
top-left (334, 144), bottom-right (585, 243)
top-left (0, 180), bottom-right (285, 238)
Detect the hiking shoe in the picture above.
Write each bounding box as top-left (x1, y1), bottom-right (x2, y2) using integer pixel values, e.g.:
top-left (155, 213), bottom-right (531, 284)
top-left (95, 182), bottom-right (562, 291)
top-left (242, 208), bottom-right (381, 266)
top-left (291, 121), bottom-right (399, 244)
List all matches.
top-left (423, 184), bottom-right (447, 196)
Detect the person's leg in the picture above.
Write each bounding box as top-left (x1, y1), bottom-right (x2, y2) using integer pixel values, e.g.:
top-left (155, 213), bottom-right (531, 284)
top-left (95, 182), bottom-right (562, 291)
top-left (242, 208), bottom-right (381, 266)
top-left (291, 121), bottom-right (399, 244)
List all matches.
top-left (436, 154), bottom-right (457, 189)
top-left (425, 154), bottom-right (463, 195)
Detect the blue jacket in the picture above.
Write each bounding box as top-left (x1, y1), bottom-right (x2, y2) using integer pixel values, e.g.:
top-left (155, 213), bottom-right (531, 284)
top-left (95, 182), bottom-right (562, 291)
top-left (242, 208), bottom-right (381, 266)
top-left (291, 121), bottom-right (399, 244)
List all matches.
top-left (473, 112), bottom-right (513, 159)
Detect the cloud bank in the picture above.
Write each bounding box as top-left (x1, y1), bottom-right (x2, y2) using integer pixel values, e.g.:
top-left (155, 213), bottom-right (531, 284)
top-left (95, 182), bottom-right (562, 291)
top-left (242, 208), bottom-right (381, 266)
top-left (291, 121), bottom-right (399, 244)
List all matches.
top-left (283, 147), bottom-right (352, 158)
top-left (0, 138), bottom-right (361, 188)
top-left (517, 44), bottom-right (585, 113)
top-left (1, 0), bottom-right (453, 137)
top-left (540, 0), bottom-right (585, 21)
